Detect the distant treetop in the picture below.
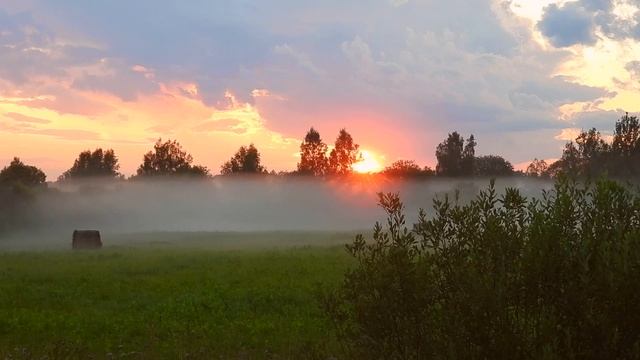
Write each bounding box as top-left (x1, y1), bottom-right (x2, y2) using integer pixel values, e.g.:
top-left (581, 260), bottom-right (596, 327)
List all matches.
top-left (297, 127), bottom-right (329, 176)
top-left (220, 144), bottom-right (267, 175)
top-left (59, 148), bottom-right (122, 181)
top-left (328, 128), bottom-right (361, 175)
top-left (135, 139), bottom-right (209, 178)
top-left (0, 157), bottom-right (46, 187)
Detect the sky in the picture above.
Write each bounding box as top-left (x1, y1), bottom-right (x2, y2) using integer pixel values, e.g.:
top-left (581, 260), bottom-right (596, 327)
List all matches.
top-left (0, 0), bottom-right (639, 178)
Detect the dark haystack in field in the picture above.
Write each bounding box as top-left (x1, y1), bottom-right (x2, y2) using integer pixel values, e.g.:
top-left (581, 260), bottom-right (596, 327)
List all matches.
top-left (72, 230), bottom-right (102, 249)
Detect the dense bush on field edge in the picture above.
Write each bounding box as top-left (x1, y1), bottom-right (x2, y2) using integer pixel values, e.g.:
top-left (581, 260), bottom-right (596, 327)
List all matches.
top-left (322, 178), bottom-right (640, 359)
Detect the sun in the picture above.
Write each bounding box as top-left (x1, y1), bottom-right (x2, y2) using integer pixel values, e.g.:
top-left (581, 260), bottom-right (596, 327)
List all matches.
top-left (353, 150), bottom-right (384, 173)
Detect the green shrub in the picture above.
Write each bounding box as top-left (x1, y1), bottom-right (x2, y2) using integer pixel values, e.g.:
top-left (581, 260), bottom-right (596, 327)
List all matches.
top-left (322, 178), bottom-right (640, 359)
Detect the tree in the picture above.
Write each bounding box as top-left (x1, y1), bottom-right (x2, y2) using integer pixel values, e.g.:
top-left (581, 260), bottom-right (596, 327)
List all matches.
top-left (574, 128), bottom-right (610, 177)
top-left (525, 158), bottom-right (549, 178)
top-left (461, 134), bottom-right (476, 175)
top-left (611, 113), bottom-right (640, 176)
top-left (612, 112), bottom-right (640, 157)
top-left (576, 128), bottom-right (608, 160)
top-left (383, 160), bottom-right (431, 178)
top-left (59, 148), bottom-right (121, 181)
top-left (423, 166), bottom-right (436, 176)
top-left (0, 158), bottom-right (45, 234)
top-left (474, 155), bottom-right (514, 177)
top-left (135, 139), bottom-right (209, 178)
top-left (297, 127), bottom-right (328, 176)
top-left (547, 142), bottom-right (581, 178)
top-left (434, 132), bottom-right (476, 177)
top-left (220, 144), bottom-right (267, 175)
top-left (0, 157), bottom-right (46, 187)
top-left (328, 129), bottom-right (361, 175)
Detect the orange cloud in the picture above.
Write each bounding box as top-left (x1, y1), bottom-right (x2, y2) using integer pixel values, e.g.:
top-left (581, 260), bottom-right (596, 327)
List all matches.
top-left (554, 128), bottom-right (581, 141)
top-left (0, 77), bottom-right (303, 178)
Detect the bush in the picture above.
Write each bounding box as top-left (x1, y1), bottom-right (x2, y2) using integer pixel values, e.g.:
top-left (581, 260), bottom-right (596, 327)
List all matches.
top-left (322, 178), bottom-right (640, 359)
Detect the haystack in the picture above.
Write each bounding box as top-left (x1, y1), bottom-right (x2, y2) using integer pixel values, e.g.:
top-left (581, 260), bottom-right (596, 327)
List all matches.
top-left (72, 230), bottom-right (102, 249)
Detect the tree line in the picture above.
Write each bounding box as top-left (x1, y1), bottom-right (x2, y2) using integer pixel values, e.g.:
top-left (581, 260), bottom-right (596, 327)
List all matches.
top-left (1, 112), bottom-right (639, 189)
top-left (525, 113), bottom-right (640, 178)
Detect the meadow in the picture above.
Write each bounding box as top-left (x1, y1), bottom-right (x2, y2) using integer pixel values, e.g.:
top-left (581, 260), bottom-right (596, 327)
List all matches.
top-left (0, 232), bottom-right (355, 359)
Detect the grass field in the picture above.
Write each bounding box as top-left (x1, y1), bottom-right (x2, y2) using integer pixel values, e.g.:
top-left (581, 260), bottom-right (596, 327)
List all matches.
top-left (0, 232), bottom-right (355, 358)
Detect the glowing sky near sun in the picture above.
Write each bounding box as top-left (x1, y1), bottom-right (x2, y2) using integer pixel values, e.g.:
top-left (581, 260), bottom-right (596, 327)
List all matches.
top-left (0, 0), bottom-right (639, 178)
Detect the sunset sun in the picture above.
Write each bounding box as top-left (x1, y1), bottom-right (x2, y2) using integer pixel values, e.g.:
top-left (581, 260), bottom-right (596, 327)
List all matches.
top-left (352, 150), bottom-right (383, 174)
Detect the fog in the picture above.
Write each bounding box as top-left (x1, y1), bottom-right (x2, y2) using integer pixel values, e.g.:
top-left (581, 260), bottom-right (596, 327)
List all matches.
top-left (2, 176), bottom-right (554, 249)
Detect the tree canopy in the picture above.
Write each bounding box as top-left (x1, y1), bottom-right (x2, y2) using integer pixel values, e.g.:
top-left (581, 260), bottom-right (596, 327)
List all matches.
top-left (328, 128), bottom-right (360, 175)
top-left (383, 160), bottom-right (434, 178)
top-left (136, 139), bottom-right (209, 178)
top-left (612, 112), bottom-right (640, 157)
top-left (474, 155), bottom-right (514, 177)
top-left (435, 132), bottom-right (476, 176)
top-left (220, 144), bottom-right (267, 175)
top-left (297, 127), bottom-right (329, 176)
top-left (0, 157), bottom-right (46, 187)
top-left (546, 114), bottom-right (640, 178)
top-left (525, 158), bottom-right (549, 178)
top-left (59, 148), bottom-right (121, 181)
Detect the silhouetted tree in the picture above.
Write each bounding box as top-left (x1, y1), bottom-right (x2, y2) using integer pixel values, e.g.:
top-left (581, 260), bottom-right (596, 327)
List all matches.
top-left (383, 160), bottom-right (433, 178)
top-left (436, 132), bottom-right (476, 176)
top-left (297, 127), bottom-right (328, 176)
top-left (423, 166), bottom-right (436, 176)
top-left (59, 148), bottom-right (121, 181)
top-left (0, 157), bottom-right (46, 187)
top-left (435, 132), bottom-right (463, 176)
top-left (526, 158), bottom-right (549, 178)
top-left (474, 155), bottom-right (514, 177)
top-left (547, 123), bottom-right (631, 178)
top-left (135, 139), bottom-right (209, 178)
top-left (547, 142), bottom-right (581, 178)
top-left (611, 113), bottom-right (640, 176)
top-left (519, 113), bottom-right (640, 179)
top-left (220, 144), bottom-right (266, 175)
top-left (612, 113), bottom-right (640, 157)
top-left (461, 134), bottom-right (476, 175)
top-left (328, 129), bottom-right (361, 175)
top-left (575, 128), bottom-right (610, 177)
top-left (576, 128), bottom-right (609, 160)
top-left (0, 158), bottom-right (46, 234)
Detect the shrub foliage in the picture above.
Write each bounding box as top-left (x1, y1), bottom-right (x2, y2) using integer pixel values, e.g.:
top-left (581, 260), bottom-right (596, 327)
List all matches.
top-left (323, 178), bottom-right (640, 359)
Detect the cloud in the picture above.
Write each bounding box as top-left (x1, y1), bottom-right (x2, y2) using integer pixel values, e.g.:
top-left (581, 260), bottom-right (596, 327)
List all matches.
top-left (273, 44), bottom-right (324, 76)
top-left (538, 0), bottom-right (640, 47)
top-left (15, 86), bottom-right (114, 116)
top-left (0, 0), bottom-right (630, 171)
top-left (27, 128), bottom-right (102, 141)
top-left (555, 127), bottom-right (582, 141)
top-left (0, 9), bottom-right (104, 85)
top-left (627, 61), bottom-right (640, 80)
top-left (4, 112), bottom-right (50, 123)
top-left (568, 108), bottom-right (625, 130)
top-left (512, 76), bottom-right (611, 107)
top-left (192, 118), bottom-right (246, 134)
top-left (390, 0), bottom-right (409, 7)
top-left (71, 58), bottom-right (159, 101)
top-left (538, 2), bottom-right (597, 47)
top-left (0, 119), bottom-right (101, 141)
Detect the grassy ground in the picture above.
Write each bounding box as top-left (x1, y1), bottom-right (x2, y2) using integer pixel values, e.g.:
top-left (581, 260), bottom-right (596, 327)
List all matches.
top-left (0, 234), bottom-right (354, 359)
